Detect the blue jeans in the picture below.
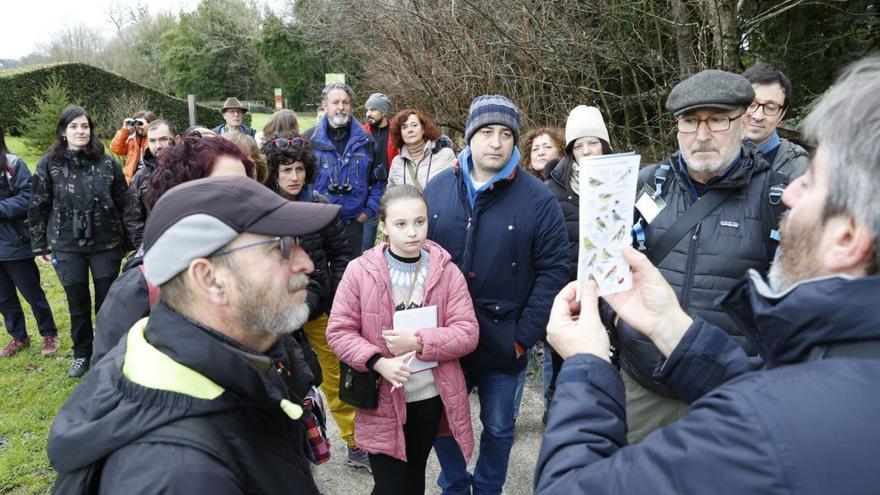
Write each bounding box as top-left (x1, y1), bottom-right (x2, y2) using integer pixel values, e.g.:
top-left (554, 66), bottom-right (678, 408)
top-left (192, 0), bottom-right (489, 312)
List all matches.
top-left (361, 214), bottom-right (379, 252)
top-left (435, 369), bottom-right (519, 495)
top-left (513, 347), bottom-right (554, 418)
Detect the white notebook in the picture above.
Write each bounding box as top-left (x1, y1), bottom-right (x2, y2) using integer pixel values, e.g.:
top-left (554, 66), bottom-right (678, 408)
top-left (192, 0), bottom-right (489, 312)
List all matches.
top-left (392, 305), bottom-right (439, 372)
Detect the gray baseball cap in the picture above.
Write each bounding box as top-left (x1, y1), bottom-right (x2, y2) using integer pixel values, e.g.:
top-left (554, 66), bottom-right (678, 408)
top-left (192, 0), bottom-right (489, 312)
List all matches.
top-left (666, 69), bottom-right (755, 117)
top-left (142, 176), bottom-right (340, 286)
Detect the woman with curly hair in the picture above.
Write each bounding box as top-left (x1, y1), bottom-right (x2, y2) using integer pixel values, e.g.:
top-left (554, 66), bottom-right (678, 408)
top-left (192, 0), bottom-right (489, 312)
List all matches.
top-left (261, 135), bottom-right (364, 467)
top-left (520, 127), bottom-right (564, 179)
top-left (388, 109), bottom-right (456, 191)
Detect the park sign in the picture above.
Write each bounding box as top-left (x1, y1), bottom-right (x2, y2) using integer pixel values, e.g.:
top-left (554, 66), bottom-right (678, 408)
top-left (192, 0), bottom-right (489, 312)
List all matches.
top-left (275, 88), bottom-right (283, 110)
top-left (325, 73), bottom-right (346, 84)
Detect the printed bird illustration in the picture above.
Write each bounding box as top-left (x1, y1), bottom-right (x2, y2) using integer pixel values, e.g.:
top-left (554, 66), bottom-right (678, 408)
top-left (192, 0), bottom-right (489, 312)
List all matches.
top-left (595, 216), bottom-right (608, 230)
top-left (583, 237), bottom-right (596, 251)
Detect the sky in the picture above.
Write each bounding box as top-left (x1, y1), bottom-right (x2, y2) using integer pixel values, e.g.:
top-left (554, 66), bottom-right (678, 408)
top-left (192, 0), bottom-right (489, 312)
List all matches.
top-left (1, 0), bottom-right (281, 60)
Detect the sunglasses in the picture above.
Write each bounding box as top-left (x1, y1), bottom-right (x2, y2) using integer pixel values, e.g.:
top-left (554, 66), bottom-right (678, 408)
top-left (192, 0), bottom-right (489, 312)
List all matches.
top-left (209, 236), bottom-right (300, 260)
top-left (273, 136), bottom-right (309, 150)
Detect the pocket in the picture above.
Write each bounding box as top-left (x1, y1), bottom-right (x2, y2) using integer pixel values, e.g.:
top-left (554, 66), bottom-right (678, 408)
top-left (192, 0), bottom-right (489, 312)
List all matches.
top-left (473, 299), bottom-right (519, 362)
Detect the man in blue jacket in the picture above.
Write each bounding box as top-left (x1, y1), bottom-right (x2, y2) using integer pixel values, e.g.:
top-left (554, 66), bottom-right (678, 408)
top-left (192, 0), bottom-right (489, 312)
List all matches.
top-left (425, 95), bottom-right (569, 495)
top-left (310, 83), bottom-right (382, 258)
top-left (535, 55), bottom-right (880, 495)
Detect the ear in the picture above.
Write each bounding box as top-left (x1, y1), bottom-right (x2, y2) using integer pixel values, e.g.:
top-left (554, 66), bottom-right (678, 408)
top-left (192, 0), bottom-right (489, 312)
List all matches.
top-left (186, 258), bottom-right (231, 306)
top-left (378, 220), bottom-right (389, 237)
top-left (779, 106), bottom-right (789, 121)
top-left (821, 215), bottom-right (875, 275)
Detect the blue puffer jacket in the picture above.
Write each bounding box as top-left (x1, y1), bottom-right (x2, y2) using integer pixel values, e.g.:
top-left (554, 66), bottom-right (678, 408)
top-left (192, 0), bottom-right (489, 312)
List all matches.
top-left (0, 154), bottom-right (35, 261)
top-left (535, 272), bottom-right (880, 494)
top-left (311, 117), bottom-right (383, 220)
top-left (424, 147), bottom-right (569, 373)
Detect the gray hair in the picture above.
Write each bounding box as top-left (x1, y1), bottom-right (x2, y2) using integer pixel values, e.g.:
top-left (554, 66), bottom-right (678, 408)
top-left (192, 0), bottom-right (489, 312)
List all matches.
top-left (320, 82), bottom-right (353, 103)
top-left (802, 55), bottom-right (880, 273)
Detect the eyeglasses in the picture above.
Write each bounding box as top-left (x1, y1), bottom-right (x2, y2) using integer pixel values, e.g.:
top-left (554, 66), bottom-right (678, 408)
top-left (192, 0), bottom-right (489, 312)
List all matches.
top-left (747, 101), bottom-right (784, 116)
top-left (272, 137), bottom-right (309, 150)
top-left (209, 236), bottom-right (300, 260)
top-left (676, 113), bottom-right (743, 133)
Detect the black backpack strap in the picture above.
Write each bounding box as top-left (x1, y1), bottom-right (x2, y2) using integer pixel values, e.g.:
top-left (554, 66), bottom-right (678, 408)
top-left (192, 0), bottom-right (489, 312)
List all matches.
top-left (133, 416), bottom-right (245, 485)
top-left (762, 169), bottom-right (791, 260)
top-left (646, 188), bottom-right (734, 265)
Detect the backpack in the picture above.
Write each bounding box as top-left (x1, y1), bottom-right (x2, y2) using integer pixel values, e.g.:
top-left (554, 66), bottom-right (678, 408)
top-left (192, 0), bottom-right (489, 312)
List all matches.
top-left (51, 415), bottom-right (244, 494)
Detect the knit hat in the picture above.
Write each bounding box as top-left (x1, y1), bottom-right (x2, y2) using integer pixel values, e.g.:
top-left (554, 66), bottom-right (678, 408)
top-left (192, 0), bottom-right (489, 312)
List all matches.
top-left (465, 95), bottom-right (521, 144)
top-left (666, 70), bottom-right (755, 117)
top-left (365, 93), bottom-right (391, 116)
top-left (565, 105), bottom-right (610, 147)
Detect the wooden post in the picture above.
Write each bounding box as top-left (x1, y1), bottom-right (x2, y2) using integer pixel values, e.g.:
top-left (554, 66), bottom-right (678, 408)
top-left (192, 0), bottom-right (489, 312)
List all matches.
top-left (187, 95), bottom-right (197, 126)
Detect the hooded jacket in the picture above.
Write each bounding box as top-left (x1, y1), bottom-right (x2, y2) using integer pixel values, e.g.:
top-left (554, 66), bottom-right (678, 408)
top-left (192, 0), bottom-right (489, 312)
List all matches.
top-left (48, 302), bottom-right (318, 494)
top-left (535, 273), bottom-right (880, 494)
top-left (28, 151), bottom-right (127, 255)
top-left (546, 158), bottom-right (579, 281)
top-left (423, 148), bottom-right (569, 372)
top-left (122, 150), bottom-right (158, 248)
top-left (0, 153), bottom-right (35, 261)
top-left (326, 240), bottom-right (479, 462)
top-left (311, 117), bottom-right (384, 220)
top-left (616, 145), bottom-right (786, 395)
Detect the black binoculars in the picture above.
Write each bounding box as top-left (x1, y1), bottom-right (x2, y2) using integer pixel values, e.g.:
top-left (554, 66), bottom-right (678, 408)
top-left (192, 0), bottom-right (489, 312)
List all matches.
top-left (72, 209), bottom-right (95, 247)
top-left (327, 181), bottom-right (353, 194)
top-left (125, 118), bottom-right (147, 127)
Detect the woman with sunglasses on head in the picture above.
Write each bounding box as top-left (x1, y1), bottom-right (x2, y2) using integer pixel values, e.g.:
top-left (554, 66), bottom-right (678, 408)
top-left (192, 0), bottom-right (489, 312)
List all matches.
top-left (91, 132), bottom-right (256, 365)
top-left (387, 109), bottom-right (456, 191)
top-left (29, 106), bottom-right (128, 377)
top-left (110, 110), bottom-right (157, 184)
top-left (261, 135), bottom-right (368, 468)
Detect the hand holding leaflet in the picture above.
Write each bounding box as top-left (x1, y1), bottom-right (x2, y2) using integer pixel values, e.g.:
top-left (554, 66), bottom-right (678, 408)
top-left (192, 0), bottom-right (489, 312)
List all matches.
top-left (392, 305), bottom-right (439, 372)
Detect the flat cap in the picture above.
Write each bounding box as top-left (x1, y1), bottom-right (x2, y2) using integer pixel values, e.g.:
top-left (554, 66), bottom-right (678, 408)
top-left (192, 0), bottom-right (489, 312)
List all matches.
top-left (666, 69), bottom-right (755, 116)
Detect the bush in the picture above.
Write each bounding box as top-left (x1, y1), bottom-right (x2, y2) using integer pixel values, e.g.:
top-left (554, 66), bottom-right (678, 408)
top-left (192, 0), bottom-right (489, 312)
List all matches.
top-left (0, 63), bottom-right (226, 138)
top-left (18, 75), bottom-right (79, 154)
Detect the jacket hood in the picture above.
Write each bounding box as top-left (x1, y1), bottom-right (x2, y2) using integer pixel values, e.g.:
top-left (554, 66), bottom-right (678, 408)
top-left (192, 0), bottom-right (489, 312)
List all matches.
top-left (721, 271), bottom-right (880, 368)
top-left (48, 302), bottom-right (291, 472)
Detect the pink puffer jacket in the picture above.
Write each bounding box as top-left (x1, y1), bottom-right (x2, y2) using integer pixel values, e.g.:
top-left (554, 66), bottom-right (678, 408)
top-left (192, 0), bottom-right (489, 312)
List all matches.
top-left (326, 240), bottom-right (478, 462)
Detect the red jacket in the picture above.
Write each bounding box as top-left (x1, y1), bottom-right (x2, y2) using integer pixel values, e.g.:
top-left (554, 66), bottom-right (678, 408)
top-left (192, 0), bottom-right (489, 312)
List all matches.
top-left (362, 123), bottom-right (399, 168)
top-left (327, 240), bottom-right (478, 462)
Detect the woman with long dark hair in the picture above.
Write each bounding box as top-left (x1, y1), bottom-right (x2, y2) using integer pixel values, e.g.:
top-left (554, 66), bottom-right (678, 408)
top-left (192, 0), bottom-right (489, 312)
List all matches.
top-left (0, 125), bottom-right (59, 358)
top-left (28, 106), bottom-right (127, 377)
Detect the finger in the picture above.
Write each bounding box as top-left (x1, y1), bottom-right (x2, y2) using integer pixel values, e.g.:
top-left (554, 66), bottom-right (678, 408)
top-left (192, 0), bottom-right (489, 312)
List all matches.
top-left (397, 350), bottom-right (416, 362)
top-left (549, 281), bottom-right (578, 322)
top-left (622, 246), bottom-right (655, 275)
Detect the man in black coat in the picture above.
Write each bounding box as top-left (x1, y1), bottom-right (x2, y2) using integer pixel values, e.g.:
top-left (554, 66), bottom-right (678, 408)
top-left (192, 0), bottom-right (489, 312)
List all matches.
top-left (613, 69), bottom-right (798, 442)
top-left (48, 176), bottom-right (340, 494)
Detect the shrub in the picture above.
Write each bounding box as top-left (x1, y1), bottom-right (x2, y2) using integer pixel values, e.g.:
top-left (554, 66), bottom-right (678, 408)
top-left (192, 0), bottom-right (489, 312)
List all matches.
top-left (18, 75), bottom-right (79, 154)
top-left (0, 63), bottom-right (227, 137)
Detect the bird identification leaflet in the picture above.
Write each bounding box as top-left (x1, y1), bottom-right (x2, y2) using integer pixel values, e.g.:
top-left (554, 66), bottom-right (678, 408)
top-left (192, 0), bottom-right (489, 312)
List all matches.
top-left (392, 305), bottom-right (438, 372)
top-left (578, 152), bottom-right (641, 298)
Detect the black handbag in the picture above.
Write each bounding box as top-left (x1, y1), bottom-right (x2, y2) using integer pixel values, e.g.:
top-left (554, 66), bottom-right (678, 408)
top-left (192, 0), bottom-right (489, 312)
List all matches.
top-left (339, 361), bottom-right (381, 410)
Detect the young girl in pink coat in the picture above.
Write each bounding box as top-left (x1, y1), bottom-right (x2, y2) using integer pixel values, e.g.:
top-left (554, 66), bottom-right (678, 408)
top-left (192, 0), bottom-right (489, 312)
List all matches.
top-left (327, 184), bottom-right (479, 495)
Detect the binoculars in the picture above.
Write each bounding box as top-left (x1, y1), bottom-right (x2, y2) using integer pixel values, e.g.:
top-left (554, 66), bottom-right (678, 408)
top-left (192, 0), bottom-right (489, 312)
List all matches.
top-left (72, 209), bottom-right (95, 247)
top-left (125, 118), bottom-right (147, 127)
top-left (327, 181), bottom-right (353, 194)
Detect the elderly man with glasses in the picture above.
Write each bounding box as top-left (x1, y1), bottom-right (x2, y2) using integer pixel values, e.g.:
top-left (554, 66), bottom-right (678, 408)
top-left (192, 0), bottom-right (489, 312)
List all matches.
top-left (608, 69), bottom-right (799, 443)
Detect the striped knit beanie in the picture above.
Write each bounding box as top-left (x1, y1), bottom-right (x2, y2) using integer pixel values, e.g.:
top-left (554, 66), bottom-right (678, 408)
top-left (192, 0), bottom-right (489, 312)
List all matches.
top-left (464, 95), bottom-right (521, 145)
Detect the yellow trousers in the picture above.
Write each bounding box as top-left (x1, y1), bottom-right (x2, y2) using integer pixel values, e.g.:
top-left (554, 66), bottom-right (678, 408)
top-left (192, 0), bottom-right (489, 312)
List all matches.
top-left (303, 313), bottom-right (356, 447)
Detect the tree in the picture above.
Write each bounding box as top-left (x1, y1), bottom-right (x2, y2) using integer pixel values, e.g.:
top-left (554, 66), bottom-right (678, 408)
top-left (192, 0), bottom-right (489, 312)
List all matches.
top-left (19, 76), bottom-right (80, 153)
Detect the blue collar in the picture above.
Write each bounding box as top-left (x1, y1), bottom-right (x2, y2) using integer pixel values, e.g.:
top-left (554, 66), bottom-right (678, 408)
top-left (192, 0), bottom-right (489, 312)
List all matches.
top-left (758, 132), bottom-right (781, 155)
top-left (458, 146), bottom-right (522, 207)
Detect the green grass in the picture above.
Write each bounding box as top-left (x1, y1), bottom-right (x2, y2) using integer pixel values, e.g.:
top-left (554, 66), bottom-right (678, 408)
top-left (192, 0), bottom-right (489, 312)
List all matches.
top-left (0, 262), bottom-right (77, 495)
top-left (5, 137), bottom-right (42, 168)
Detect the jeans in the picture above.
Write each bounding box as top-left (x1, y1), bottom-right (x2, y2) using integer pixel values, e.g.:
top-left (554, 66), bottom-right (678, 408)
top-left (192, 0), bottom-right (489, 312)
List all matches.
top-left (435, 369), bottom-right (519, 495)
top-left (361, 214), bottom-right (379, 252)
top-left (513, 345), bottom-right (557, 418)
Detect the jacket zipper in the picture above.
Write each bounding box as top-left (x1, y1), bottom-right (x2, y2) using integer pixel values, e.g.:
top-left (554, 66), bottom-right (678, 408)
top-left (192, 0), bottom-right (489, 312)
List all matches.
top-left (681, 220), bottom-right (701, 311)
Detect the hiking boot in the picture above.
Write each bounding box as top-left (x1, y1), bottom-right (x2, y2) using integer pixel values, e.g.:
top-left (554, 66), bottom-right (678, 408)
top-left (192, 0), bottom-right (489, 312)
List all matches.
top-left (67, 357), bottom-right (89, 378)
top-left (41, 336), bottom-right (60, 357)
top-left (346, 445), bottom-right (372, 473)
top-left (1, 337), bottom-right (30, 357)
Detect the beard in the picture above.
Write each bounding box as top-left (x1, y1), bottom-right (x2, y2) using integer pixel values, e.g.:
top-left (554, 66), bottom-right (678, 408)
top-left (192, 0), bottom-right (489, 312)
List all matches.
top-left (767, 211), bottom-right (823, 292)
top-left (234, 272), bottom-right (311, 335)
top-left (329, 112), bottom-right (350, 128)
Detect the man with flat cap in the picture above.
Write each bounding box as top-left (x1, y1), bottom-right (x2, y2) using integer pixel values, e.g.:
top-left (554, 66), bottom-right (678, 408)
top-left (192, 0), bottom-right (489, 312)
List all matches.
top-left (47, 176), bottom-right (340, 494)
top-left (610, 69), bottom-right (797, 442)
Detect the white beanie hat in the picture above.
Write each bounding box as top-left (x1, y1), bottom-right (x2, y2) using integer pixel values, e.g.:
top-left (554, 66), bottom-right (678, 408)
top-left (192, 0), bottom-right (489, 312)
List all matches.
top-left (565, 105), bottom-right (610, 147)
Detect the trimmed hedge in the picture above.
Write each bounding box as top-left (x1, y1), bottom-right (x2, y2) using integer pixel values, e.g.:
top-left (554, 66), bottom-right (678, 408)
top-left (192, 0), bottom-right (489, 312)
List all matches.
top-left (0, 63), bottom-right (244, 136)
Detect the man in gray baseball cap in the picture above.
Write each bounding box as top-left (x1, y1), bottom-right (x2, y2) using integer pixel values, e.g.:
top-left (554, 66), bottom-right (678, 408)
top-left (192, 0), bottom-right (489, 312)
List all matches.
top-left (48, 176), bottom-right (340, 494)
top-left (608, 69), bottom-right (799, 443)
